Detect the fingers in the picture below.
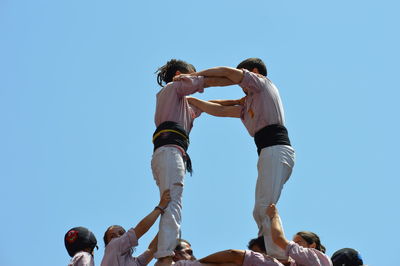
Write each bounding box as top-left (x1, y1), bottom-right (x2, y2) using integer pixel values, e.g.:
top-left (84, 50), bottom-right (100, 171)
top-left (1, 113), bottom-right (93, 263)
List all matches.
top-left (159, 189), bottom-right (171, 208)
top-left (173, 74), bottom-right (190, 81)
top-left (266, 204), bottom-right (277, 218)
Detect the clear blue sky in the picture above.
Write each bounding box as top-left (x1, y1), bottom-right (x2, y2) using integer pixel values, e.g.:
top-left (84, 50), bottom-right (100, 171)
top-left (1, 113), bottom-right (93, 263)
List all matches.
top-left (1, 1), bottom-right (399, 265)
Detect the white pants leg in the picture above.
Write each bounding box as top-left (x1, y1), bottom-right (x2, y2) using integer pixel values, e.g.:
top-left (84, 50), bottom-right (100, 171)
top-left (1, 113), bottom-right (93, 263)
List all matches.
top-left (151, 146), bottom-right (186, 259)
top-left (252, 145), bottom-right (295, 260)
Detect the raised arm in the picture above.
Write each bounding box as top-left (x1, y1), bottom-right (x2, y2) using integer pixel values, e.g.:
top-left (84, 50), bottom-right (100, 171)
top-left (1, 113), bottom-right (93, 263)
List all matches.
top-left (136, 234), bottom-right (158, 266)
top-left (134, 189), bottom-right (171, 239)
top-left (188, 97), bottom-right (241, 118)
top-left (266, 204), bottom-right (289, 250)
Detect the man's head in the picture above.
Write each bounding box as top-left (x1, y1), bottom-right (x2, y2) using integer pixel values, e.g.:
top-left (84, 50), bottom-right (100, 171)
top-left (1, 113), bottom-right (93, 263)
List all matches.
top-left (103, 225), bottom-right (126, 246)
top-left (173, 239), bottom-right (196, 262)
top-left (237, 58), bottom-right (267, 76)
top-left (156, 59), bottom-right (196, 87)
top-left (64, 226), bottom-right (98, 257)
top-left (247, 235), bottom-right (266, 254)
top-left (331, 248), bottom-right (364, 266)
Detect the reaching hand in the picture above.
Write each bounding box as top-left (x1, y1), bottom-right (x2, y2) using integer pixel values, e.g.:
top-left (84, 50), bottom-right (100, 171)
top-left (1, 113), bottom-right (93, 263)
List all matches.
top-left (266, 204), bottom-right (278, 219)
top-left (173, 73), bottom-right (192, 81)
top-left (238, 96), bottom-right (246, 106)
top-left (159, 189), bottom-right (171, 209)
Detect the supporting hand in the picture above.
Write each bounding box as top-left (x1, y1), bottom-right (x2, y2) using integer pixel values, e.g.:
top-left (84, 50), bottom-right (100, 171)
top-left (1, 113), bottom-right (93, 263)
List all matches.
top-left (158, 189), bottom-right (171, 209)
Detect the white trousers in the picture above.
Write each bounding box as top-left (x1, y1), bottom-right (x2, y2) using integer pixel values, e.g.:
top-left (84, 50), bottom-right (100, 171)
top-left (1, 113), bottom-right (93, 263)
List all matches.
top-left (151, 146), bottom-right (186, 259)
top-left (253, 145), bottom-right (295, 260)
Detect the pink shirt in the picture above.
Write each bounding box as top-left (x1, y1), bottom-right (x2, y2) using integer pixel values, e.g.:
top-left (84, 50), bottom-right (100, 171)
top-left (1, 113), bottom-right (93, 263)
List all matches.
top-left (68, 251), bottom-right (94, 266)
top-left (174, 260), bottom-right (202, 266)
top-left (100, 228), bottom-right (152, 266)
top-left (243, 250), bottom-right (284, 266)
top-left (286, 241), bottom-right (333, 266)
top-left (154, 76), bottom-right (205, 133)
top-left (239, 69), bottom-right (286, 137)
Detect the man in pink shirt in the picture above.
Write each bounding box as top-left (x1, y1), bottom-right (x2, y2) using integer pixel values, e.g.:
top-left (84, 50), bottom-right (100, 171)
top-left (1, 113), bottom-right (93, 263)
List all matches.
top-left (153, 59), bottom-right (232, 266)
top-left (100, 189), bottom-right (170, 266)
top-left (176, 58), bottom-right (295, 260)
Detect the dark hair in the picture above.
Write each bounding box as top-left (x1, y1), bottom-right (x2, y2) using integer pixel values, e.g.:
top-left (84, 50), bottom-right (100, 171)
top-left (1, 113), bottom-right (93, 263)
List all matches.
top-left (174, 239), bottom-right (191, 251)
top-left (175, 239), bottom-right (196, 260)
top-left (236, 58), bottom-right (267, 76)
top-left (156, 59), bottom-right (196, 87)
top-left (103, 225), bottom-right (125, 246)
top-left (64, 226), bottom-right (97, 257)
top-left (296, 231), bottom-right (326, 253)
top-left (247, 235), bottom-right (266, 253)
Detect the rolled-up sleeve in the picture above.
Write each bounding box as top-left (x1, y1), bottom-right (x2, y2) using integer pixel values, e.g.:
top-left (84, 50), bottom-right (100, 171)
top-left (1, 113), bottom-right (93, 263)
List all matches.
top-left (113, 228), bottom-right (139, 254)
top-left (176, 76), bottom-right (205, 96)
top-left (239, 69), bottom-right (266, 94)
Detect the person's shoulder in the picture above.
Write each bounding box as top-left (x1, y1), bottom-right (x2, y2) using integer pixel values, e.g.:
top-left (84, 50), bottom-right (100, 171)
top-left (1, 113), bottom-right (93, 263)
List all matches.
top-left (175, 260), bottom-right (202, 266)
top-left (69, 251), bottom-right (93, 266)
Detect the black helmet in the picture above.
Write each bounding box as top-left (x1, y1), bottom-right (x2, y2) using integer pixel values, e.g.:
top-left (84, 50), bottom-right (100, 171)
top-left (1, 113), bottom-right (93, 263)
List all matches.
top-left (64, 227), bottom-right (98, 257)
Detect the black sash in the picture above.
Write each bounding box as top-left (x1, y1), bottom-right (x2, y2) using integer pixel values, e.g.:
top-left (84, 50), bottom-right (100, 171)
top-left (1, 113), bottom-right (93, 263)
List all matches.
top-left (153, 121), bottom-right (192, 174)
top-left (254, 124), bottom-right (291, 155)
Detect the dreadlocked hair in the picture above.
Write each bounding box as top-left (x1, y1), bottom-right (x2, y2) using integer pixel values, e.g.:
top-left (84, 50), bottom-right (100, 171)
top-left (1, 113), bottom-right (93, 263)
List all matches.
top-left (156, 59), bottom-right (196, 87)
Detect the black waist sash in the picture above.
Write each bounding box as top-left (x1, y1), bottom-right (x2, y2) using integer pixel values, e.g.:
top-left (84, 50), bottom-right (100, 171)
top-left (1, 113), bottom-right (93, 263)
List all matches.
top-left (153, 121), bottom-right (192, 174)
top-left (254, 124), bottom-right (291, 155)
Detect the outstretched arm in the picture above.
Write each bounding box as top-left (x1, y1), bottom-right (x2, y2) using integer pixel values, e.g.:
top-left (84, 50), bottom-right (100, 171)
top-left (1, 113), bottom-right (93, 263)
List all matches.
top-left (174, 67), bottom-right (244, 85)
top-left (195, 67), bottom-right (244, 84)
top-left (199, 249), bottom-right (245, 265)
top-left (266, 204), bottom-right (289, 250)
top-left (209, 97), bottom-right (245, 106)
top-left (188, 97), bottom-right (241, 118)
top-left (134, 189), bottom-right (171, 239)
top-left (204, 77), bottom-right (236, 88)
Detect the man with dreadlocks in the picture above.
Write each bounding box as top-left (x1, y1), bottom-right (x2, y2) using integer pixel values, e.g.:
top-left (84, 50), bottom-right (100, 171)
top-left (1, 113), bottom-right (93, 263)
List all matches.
top-left (152, 59), bottom-right (232, 266)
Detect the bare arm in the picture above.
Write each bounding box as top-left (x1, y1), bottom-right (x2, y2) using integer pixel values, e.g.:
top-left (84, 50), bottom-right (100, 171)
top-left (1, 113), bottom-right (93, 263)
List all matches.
top-left (174, 67), bottom-right (244, 85)
top-left (137, 234), bottom-right (158, 265)
top-left (204, 77), bottom-right (236, 88)
top-left (209, 97), bottom-right (245, 106)
top-left (134, 190), bottom-right (171, 239)
top-left (266, 204), bottom-right (289, 250)
top-left (194, 67), bottom-right (244, 84)
top-left (199, 249), bottom-right (245, 265)
top-left (188, 97), bottom-right (241, 118)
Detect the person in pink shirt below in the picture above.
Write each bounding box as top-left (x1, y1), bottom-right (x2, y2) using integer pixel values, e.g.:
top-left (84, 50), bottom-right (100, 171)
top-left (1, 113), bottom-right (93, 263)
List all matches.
top-left (64, 226), bottom-right (98, 266)
top-left (100, 189), bottom-right (171, 266)
top-left (266, 204), bottom-right (333, 266)
top-left (152, 59), bottom-right (233, 266)
top-left (175, 58), bottom-right (295, 261)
